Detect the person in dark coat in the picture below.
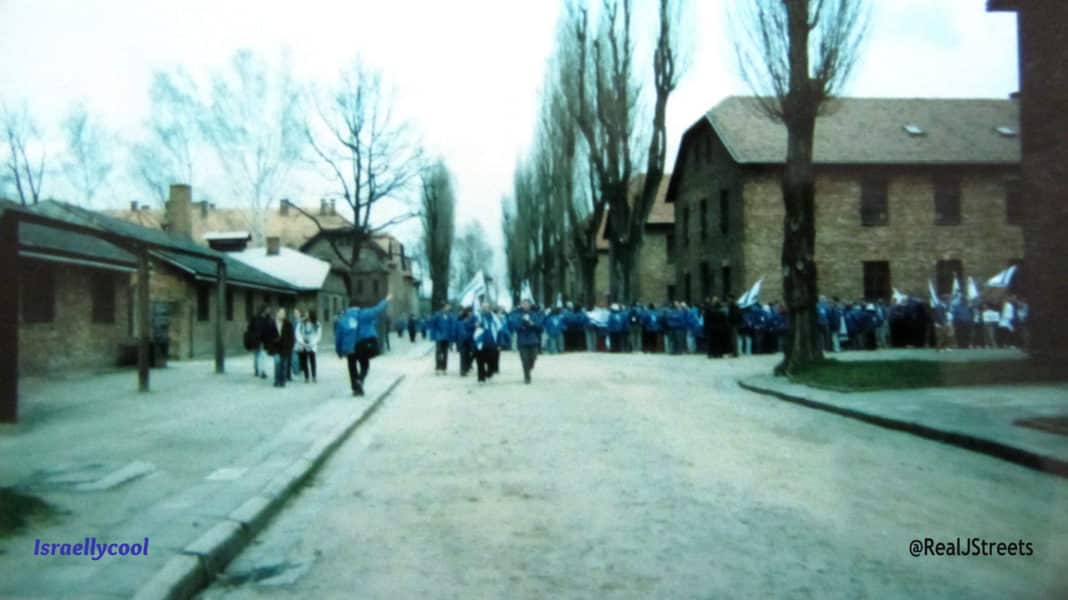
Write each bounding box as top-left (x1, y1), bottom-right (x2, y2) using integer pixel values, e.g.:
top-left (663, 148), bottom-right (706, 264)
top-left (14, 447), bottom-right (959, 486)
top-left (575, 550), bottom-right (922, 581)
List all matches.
top-left (264, 307), bottom-right (296, 388)
top-left (704, 298), bottom-right (731, 358)
top-left (514, 299), bottom-right (543, 384)
top-left (251, 305), bottom-right (271, 378)
top-left (726, 294), bottom-right (742, 357)
top-left (407, 314), bottom-right (417, 342)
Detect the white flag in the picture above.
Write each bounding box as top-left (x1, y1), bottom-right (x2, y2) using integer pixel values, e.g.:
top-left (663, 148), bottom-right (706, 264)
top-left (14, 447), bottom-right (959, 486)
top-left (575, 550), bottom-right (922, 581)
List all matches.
top-left (459, 270), bottom-right (487, 308)
top-left (737, 277), bottom-right (764, 307)
top-left (892, 288), bottom-right (907, 305)
top-left (585, 307), bottom-right (609, 328)
top-left (951, 275), bottom-right (962, 305)
top-left (928, 279), bottom-right (939, 306)
top-left (986, 265), bottom-right (1017, 288)
top-left (555, 292), bottom-right (563, 308)
top-left (519, 280), bottom-right (535, 303)
top-left (966, 277), bottom-right (980, 301)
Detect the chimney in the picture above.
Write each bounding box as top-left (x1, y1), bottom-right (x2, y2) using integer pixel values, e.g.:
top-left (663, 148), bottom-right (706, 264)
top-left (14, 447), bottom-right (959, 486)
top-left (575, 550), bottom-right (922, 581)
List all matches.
top-left (266, 236), bottom-right (281, 256)
top-left (130, 201), bottom-right (139, 211)
top-left (279, 199), bottom-right (290, 216)
top-left (165, 184), bottom-right (193, 238)
top-left (320, 198), bottom-right (328, 216)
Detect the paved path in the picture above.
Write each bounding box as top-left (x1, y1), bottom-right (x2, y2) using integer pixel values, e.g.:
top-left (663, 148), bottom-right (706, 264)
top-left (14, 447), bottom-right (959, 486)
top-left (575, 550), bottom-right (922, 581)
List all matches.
top-left (200, 350), bottom-right (1068, 599)
top-left (0, 336), bottom-right (425, 599)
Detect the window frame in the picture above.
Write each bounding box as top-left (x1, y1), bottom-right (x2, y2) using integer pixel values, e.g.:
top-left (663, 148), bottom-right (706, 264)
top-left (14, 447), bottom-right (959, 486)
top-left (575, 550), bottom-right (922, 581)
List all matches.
top-left (933, 175), bottom-right (962, 226)
top-left (860, 176), bottom-right (889, 226)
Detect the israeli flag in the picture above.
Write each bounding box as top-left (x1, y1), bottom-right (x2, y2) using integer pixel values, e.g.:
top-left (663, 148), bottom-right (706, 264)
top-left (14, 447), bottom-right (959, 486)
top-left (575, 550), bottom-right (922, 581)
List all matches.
top-left (459, 270), bottom-right (487, 308)
top-left (737, 277), bottom-right (764, 307)
top-left (966, 277), bottom-right (980, 302)
top-left (986, 265), bottom-right (1017, 288)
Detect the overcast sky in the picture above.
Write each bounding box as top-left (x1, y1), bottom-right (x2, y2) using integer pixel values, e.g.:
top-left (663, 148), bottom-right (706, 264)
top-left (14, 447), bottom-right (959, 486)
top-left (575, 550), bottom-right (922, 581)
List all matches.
top-left (0, 0), bottom-right (1019, 276)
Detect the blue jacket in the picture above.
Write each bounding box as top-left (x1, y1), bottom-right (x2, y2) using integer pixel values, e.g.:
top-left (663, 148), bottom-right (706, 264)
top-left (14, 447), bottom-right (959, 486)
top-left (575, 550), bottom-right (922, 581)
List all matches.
top-left (334, 299), bottom-right (389, 355)
top-left (429, 311), bottom-right (453, 342)
top-left (456, 314), bottom-right (477, 344)
top-left (607, 310), bottom-right (627, 334)
top-left (640, 309), bottom-right (661, 332)
top-left (496, 316), bottom-right (512, 348)
top-left (664, 308), bottom-right (684, 331)
top-left (514, 310), bottom-right (544, 347)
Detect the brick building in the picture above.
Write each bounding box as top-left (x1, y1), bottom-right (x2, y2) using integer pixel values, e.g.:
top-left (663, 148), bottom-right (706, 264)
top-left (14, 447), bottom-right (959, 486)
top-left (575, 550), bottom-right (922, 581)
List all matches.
top-left (23, 192), bottom-right (295, 366)
top-left (666, 96), bottom-right (1025, 305)
top-left (593, 175), bottom-right (675, 305)
top-left (301, 230), bottom-right (421, 320)
top-left (987, 0), bottom-right (1068, 360)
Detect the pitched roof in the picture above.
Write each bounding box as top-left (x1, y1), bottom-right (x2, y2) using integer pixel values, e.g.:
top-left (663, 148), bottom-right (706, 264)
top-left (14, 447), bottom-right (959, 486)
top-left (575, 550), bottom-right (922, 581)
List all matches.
top-left (106, 202), bottom-right (353, 250)
top-left (227, 247), bottom-right (331, 291)
top-left (596, 174), bottom-right (673, 250)
top-left (1, 199), bottom-right (136, 270)
top-left (704, 96), bottom-right (1020, 165)
top-left (31, 201), bottom-right (295, 294)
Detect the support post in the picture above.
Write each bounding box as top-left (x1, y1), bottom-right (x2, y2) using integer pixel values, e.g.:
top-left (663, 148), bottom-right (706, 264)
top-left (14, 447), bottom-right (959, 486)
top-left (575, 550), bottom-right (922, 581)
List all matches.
top-left (215, 259), bottom-right (226, 373)
top-left (137, 245), bottom-right (151, 392)
top-left (1, 212), bottom-right (19, 423)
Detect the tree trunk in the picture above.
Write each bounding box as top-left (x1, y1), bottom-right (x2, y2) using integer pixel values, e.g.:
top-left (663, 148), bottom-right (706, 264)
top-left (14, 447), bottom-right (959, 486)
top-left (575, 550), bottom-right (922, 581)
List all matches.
top-left (777, 112), bottom-right (823, 375)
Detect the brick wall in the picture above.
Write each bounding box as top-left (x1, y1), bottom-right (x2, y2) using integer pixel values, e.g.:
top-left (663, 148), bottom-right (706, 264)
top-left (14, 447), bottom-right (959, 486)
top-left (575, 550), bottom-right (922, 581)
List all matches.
top-left (740, 167), bottom-right (1025, 302)
top-left (18, 261), bottom-right (133, 375)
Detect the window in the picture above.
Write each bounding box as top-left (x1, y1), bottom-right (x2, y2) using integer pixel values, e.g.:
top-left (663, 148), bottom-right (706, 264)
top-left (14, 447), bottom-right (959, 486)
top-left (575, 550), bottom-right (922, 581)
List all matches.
top-left (21, 260), bottom-right (55, 323)
top-left (860, 177), bottom-right (888, 226)
top-left (665, 233), bottom-right (675, 263)
top-left (225, 288), bottom-right (234, 321)
top-left (934, 176), bottom-right (961, 225)
top-left (700, 261), bottom-right (712, 300)
top-left (91, 271), bottom-right (115, 324)
top-left (721, 266), bottom-right (732, 299)
top-left (1005, 178), bottom-right (1022, 225)
top-left (682, 207), bottom-right (690, 247)
top-left (684, 272), bottom-right (692, 304)
top-left (862, 261), bottom-right (891, 302)
top-left (197, 284), bottom-right (210, 321)
top-left (700, 197), bottom-right (708, 240)
top-left (720, 189), bottom-right (729, 234)
top-left (935, 259), bottom-right (963, 296)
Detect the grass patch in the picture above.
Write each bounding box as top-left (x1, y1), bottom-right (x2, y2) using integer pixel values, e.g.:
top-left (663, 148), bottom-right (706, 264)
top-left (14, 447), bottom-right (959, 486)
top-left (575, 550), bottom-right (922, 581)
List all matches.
top-left (789, 359), bottom-right (1068, 392)
top-left (0, 488), bottom-right (55, 537)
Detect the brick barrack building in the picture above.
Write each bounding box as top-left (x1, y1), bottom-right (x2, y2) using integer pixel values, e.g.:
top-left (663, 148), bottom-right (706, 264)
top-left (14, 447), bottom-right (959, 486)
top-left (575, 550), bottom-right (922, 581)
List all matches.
top-left (665, 96), bottom-right (1025, 304)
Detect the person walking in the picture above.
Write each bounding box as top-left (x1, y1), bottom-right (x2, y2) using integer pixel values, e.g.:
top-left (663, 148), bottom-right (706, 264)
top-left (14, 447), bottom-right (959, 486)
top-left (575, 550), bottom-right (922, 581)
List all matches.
top-left (407, 313), bottom-right (417, 343)
top-left (514, 299), bottom-right (543, 384)
top-left (335, 294), bottom-right (392, 396)
top-left (289, 308), bottom-right (304, 381)
top-left (474, 302), bottom-right (502, 383)
top-left (250, 305), bottom-right (271, 379)
top-left (296, 309), bottom-right (322, 383)
top-left (265, 307), bottom-right (295, 388)
top-left (456, 308), bottom-right (477, 377)
top-left (430, 304), bottom-right (453, 374)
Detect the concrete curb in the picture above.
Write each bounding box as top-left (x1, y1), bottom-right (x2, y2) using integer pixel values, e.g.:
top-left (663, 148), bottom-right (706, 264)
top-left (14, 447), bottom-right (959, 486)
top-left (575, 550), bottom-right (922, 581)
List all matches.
top-left (737, 378), bottom-right (1068, 479)
top-left (132, 374), bottom-right (406, 600)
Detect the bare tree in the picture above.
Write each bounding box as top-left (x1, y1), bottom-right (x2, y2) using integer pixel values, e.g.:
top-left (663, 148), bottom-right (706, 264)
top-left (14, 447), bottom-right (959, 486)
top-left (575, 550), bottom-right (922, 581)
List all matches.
top-left (565, 0), bottom-right (686, 303)
top-left (302, 59), bottom-right (423, 297)
top-left (199, 49), bottom-right (303, 242)
top-left (451, 221), bottom-right (493, 297)
top-left (1, 102), bottom-right (47, 205)
top-left (420, 159), bottom-right (456, 310)
top-left (733, 0), bottom-right (868, 374)
top-left (61, 102), bottom-right (114, 207)
top-left (129, 70), bottom-right (198, 205)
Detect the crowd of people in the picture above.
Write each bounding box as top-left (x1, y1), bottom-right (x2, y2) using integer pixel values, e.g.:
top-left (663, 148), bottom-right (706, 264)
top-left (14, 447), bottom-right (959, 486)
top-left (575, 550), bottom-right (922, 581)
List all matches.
top-left (242, 287), bottom-right (1030, 392)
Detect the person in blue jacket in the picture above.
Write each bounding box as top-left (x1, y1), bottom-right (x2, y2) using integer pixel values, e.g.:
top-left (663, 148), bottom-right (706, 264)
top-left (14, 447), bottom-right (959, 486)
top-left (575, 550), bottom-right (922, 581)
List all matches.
top-left (544, 308), bottom-right (564, 354)
top-left (430, 304), bottom-right (454, 374)
top-left (607, 304), bottom-right (627, 352)
top-left (496, 307), bottom-right (513, 354)
top-left (335, 294), bottom-right (391, 396)
top-left (474, 302), bottom-right (503, 383)
top-left (455, 307), bottom-right (478, 376)
top-left (514, 299), bottom-right (544, 384)
top-left (640, 304), bottom-right (661, 352)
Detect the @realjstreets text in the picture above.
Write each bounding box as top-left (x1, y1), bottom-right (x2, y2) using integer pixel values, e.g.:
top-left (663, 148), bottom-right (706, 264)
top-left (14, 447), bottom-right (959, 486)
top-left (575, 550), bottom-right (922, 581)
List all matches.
top-left (909, 537), bottom-right (1033, 557)
top-left (34, 537), bottom-right (150, 560)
